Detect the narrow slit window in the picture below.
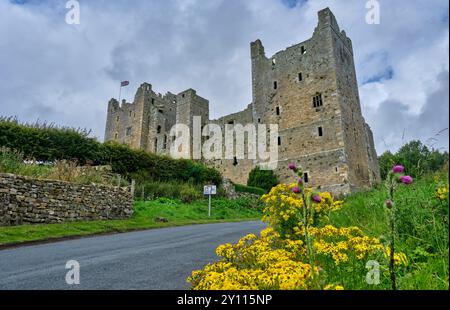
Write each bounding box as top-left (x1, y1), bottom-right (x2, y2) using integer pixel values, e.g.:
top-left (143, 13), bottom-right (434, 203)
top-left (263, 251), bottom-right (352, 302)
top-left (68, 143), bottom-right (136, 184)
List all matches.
top-left (274, 81), bottom-right (278, 90)
top-left (151, 98), bottom-right (155, 104)
top-left (276, 106), bottom-right (280, 116)
top-left (318, 127), bottom-right (323, 137)
top-left (278, 136), bottom-right (281, 146)
top-left (301, 46), bottom-right (306, 55)
top-left (157, 125), bottom-right (162, 134)
top-left (154, 138), bottom-right (158, 152)
top-left (233, 157), bottom-right (238, 166)
top-left (303, 172), bottom-right (309, 183)
top-left (298, 72), bottom-right (303, 82)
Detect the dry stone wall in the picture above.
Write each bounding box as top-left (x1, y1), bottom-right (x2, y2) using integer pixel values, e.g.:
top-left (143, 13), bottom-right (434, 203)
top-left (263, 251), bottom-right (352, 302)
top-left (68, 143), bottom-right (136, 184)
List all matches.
top-left (0, 173), bottom-right (133, 227)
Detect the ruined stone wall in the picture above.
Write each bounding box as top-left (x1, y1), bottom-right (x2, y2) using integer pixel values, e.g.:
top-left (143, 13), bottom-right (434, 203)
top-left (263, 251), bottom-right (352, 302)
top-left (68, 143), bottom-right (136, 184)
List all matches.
top-left (249, 8), bottom-right (353, 194)
top-left (207, 105), bottom-right (255, 185)
top-left (0, 173), bottom-right (133, 227)
top-left (364, 123), bottom-right (381, 184)
top-left (105, 83), bottom-right (177, 154)
top-left (175, 89), bottom-right (210, 158)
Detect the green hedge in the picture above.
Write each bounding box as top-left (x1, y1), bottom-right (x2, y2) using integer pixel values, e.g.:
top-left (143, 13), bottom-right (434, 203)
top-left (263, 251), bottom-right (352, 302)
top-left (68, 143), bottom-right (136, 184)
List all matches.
top-left (0, 118), bottom-right (222, 185)
top-left (247, 166), bottom-right (279, 191)
top-left (234, 184), bottom-right (266, 196)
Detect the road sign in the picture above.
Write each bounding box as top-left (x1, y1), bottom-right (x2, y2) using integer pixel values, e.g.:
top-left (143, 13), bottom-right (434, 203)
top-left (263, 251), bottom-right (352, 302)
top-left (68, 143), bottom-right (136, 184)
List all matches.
top-left (203, 185), bottom-right (217, 195)
top-left (204, 185), bottom-right (217, 217)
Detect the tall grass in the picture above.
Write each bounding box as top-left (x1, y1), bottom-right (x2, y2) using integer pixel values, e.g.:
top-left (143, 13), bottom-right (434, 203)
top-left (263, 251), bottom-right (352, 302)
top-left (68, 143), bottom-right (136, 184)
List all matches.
top-left (330, 170), bottom-right (449, 289)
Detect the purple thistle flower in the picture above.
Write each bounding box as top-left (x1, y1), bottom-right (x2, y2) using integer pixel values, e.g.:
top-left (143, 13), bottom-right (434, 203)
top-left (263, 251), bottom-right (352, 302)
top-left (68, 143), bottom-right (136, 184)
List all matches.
top-left (400, 175), bottom-right (413, 185)
top-left (292, 186), bottom-right (300, 194)
top-left (298, 178), bottom-right (303, 185)
top-left (392, 165), bottom-right (405, 174)
top-left (312, 195), bottom-right (322, 203)
top-left (288, 163), bottom-right (297, 170)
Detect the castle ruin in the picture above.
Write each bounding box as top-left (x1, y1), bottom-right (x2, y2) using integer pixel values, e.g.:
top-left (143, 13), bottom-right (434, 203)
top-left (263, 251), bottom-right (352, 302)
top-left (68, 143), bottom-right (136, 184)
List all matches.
top-left (104, 8), bottom-right (381, 195)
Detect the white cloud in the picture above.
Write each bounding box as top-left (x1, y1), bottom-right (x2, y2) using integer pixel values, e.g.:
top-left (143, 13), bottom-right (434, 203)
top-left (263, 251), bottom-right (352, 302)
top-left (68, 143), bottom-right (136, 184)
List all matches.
top-left (0, 0), bottom-right (448, 155)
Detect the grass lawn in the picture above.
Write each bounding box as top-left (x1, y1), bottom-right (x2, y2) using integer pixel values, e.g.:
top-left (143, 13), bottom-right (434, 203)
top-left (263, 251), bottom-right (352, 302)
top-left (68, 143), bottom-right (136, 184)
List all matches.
top-left (0, 197), bottom-right (262, 247)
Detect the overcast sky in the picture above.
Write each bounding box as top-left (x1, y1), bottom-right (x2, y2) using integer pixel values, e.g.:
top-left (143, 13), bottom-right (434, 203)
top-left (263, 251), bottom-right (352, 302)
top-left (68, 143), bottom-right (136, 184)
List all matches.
top-left (0, 0), bottom-right (448, 154)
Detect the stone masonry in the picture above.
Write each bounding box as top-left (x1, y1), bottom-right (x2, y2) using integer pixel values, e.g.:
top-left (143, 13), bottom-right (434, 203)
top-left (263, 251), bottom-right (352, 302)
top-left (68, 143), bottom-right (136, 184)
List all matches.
top-left (0, 173), bottom-right (133, 227)
top-left (104, 8), bottom-right (381, 195)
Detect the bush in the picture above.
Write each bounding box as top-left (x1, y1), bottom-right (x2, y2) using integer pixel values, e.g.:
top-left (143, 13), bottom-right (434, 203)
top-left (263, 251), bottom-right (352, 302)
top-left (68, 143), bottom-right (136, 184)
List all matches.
top-left (136, 180), bottom-right (203, 201)
top-left (247, 166), bottom-right (278, 191)
top-left (0, 118), bottom-right (222, 186)
top-left (234, 184), bottom-right (266, 196)
top-left (180, 186), bottom-right (201, 203)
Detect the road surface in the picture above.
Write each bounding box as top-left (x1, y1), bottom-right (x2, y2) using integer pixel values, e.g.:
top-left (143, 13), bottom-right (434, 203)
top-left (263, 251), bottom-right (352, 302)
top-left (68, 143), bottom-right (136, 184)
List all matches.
top-left (0, 221), bottom-right (266, 290)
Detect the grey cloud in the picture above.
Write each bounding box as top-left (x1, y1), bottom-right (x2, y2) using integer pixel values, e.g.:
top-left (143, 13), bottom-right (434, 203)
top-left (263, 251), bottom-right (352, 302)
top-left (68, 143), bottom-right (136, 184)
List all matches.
top-left (367, 70), bottom-right (449, 153)
top-left (0, 0), bottom-right (448, 154)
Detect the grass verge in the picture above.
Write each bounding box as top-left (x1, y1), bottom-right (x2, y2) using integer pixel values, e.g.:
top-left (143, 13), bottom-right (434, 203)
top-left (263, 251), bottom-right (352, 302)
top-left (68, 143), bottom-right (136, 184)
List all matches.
top-left (0, 197), bottom-right (262, 247)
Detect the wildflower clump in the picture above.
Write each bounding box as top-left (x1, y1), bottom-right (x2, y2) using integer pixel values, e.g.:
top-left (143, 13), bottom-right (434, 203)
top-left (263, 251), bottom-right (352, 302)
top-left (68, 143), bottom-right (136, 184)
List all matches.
top-left (188, 163), bottom-right (408, 290)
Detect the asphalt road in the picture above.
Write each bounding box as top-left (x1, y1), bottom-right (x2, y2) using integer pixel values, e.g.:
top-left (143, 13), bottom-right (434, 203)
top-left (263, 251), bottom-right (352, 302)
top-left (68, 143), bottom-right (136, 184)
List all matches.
top-left (0, 221), bottom-right (266, 290)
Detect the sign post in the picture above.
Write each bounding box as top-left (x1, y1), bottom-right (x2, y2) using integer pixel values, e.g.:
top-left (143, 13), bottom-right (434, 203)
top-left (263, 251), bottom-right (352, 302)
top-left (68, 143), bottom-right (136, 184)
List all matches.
top-left (203, 185), bottom-right (217, 217)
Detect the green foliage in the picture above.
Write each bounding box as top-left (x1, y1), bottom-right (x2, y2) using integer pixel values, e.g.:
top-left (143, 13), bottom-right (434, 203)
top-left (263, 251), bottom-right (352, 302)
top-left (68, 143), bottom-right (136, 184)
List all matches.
top-left (0, 118), bottom-right (222, 185)
top-left (234, 183), bottom-right (266, 196)
top-left (378, 140), bottom-right (449, 180)
top-left (330, 170), bottom-right (449, 290)
top-left (247, 166), bottom-right (279, 191)
top-left (0, 147), bottom-right (52, 179)
top-left (180, 186), bottom-right (202, 203)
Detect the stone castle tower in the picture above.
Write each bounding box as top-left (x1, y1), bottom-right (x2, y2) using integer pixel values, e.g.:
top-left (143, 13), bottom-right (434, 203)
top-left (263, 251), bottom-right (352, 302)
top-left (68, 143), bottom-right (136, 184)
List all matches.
top-left (104, 8), bottom-right (381, 195)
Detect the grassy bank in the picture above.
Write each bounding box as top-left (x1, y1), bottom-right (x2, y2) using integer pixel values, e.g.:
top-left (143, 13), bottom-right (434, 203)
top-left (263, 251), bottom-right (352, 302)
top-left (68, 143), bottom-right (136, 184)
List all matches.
top-left (0, 197), bottom-right (262, 247)
top-left (330, 171), bottom-right (449, 290)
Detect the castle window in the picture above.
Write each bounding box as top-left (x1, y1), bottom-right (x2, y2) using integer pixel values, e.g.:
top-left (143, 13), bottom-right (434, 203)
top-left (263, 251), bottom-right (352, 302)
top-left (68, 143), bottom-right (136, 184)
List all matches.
top-left (116, 116), bottom-right (120, 122)
top-left (278, 136), bottom-right (281, 146)
top-left (151, 98), bottom-right (155, 104)
top-left (158, 109), bottom-right (163, 114)
top-left (298, 72), bottom-right (303, 82)
top-left (157, 125), bottom-right (162, 134)
top-left (182, 94), bottom-right (185, 98)
top-left (233, 157), bottom-right (238, 166)
top-left (126, 127), bottom-right (132, 136)
top-left (163, 135), bottom-right (167, 149)
top-left (318, 127), bottom-right (323, 137)
top-left (257, 118), bottom-right (261, 123)
top-left (303, 172), bottom-right (309, 183)
top-left (114, 132), bottom-right (118, 140)
top-left (301, 46), bottom-right (306, 55)
top-left (335, 167), bottom-right (339, 172)
top-left (276, 106), bottom-right (281, 116)
top-left (274, 81), bottom-right (278, 90)
top-left (154, 138), bottom-right (158, 152)
top-left (129, 111), bottom-right (132, 117)
top-left (228, 120), bottom-right (234, 125)
top-left (313, 94), bottom-right (323, 108)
